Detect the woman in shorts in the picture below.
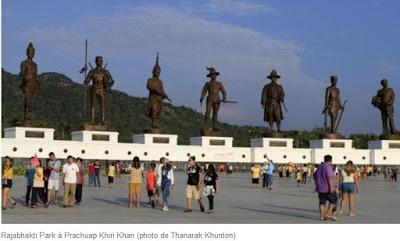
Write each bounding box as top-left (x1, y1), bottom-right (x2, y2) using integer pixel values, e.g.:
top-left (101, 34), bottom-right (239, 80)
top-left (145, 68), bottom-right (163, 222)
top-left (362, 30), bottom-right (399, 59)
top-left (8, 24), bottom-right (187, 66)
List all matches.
top-left (339, 160), bottom-right (359, 216)
top-left (2, 156), bottom-right (16, 210)
top-left (250, 164), bottom-right (261, 188)
top-left (128, 157), bottom-right (144, 208)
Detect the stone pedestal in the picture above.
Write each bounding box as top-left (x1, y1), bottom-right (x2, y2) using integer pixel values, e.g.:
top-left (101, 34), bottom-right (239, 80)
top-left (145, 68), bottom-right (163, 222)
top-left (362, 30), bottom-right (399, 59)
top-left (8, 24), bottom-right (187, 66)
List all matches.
top-left (310, 139), bottom-right (354, 165)
top-left (250, 138), bottom-right (293, 148)
top-left (190, 136), bottom-right (233, 147)
top-left (71, 131), bottom-right (119, 143)
top-left (368, 140), bottom-right (400, 165)
top-left (133, 133), bottom-right (178, 145)
top-left (310, 139), bottom-right (353, 149)
top-left (3, 127), bottom-right (54, 141)
top-left (368, 140), bottom-right (400, 150)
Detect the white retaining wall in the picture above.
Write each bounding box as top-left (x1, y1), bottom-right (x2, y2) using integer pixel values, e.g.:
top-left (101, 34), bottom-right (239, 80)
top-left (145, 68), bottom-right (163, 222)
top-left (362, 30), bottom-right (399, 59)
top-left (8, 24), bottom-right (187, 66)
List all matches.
top-left (1, 127), bottom-right (399, 165)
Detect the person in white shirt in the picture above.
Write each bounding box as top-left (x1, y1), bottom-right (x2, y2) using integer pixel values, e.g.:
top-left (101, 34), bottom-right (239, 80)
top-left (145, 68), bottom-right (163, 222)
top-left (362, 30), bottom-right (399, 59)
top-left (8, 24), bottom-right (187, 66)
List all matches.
top-left (62, 156), bottom-right (79, 207)
top-left (154, 158), bottom-right (164, 205)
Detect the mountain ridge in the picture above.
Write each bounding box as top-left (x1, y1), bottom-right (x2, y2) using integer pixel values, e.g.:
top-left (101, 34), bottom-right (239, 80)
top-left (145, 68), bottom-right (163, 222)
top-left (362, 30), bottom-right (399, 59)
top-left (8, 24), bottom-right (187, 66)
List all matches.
top-left (1, 69), bottom-right (377, 148)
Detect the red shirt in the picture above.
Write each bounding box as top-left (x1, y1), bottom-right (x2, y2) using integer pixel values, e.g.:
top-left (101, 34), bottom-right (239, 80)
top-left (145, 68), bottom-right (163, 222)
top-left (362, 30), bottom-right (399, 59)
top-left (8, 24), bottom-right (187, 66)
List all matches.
top-left (146, 171), bottom-right (156, 191)
top-left (88, 164), bottom-right (95, 174)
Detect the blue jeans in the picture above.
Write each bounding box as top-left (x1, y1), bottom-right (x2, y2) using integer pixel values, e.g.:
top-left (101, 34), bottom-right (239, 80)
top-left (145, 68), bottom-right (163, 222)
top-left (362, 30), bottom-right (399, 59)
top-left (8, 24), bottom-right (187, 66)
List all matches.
top-left (262, 173), bottom-right (268, 188)
top-left (161, 179), bottom-right (171, 205)
top-left (266, 174), bottom-right (273, 186)
top-left (88, 174), bottom-right (94, 185)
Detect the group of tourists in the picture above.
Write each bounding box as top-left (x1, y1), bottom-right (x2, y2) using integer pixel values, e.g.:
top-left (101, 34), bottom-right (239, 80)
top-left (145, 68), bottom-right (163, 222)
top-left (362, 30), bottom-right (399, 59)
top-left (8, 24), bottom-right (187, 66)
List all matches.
top-left (1, 153), bottom-right (84, 210)
top-left (250, 155), bottom-right (275, 189)
top-left (1, 153), bottom-right (220, 214)
top-left (249, 155), bottom-right (362, 221)
top-left (0, 152), bottom-right (394, 221)
top-left (313, 155), bottom-right (361, 221)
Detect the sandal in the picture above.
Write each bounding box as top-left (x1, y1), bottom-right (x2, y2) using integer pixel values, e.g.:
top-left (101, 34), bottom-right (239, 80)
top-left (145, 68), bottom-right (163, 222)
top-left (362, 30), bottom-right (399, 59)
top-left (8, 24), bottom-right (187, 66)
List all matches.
top-left (326, 215), bottom-right (337, 221)
top-left (11, 202), bottom-right (16, 209)
top-left (1, 207), bottom-right (5, 210)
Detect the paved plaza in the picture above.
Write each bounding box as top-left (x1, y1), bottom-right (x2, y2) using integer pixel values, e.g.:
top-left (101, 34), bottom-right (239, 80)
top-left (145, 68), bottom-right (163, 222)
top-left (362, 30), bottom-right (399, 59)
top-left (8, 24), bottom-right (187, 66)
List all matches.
top-left (2, 172), bottom-right (400, 224)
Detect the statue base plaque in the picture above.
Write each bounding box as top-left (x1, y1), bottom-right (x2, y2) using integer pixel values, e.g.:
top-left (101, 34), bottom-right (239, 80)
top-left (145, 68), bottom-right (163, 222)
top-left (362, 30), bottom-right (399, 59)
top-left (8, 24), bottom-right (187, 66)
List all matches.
top-left (190, 136), bottom-right (233, 147)
top-left (133, 133), bottom-right (178, 145)
top-left (368, 139), bottom-right (400, 150)
top-left (71, 130), bottom-right (119, 143)
top-left (200, 128), bottom-right (222, 137)
top-left (310, 139), bottom-right (352, 149)
top-left (4, 127), bottom-right (54, 141)
top-left (251, 137), bottom-right (293, 148)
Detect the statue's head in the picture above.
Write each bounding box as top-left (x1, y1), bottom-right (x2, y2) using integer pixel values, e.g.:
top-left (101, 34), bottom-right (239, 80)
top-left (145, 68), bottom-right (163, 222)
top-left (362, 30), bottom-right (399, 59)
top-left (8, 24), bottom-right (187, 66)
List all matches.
top-left (152, 52), bottom-right (161, 78)
top-left (26, 42), bottom-right (35, 59)
top-left (207, 67), bottom-right (219, 80)
top-left (330, 75), bottom-right (338, 85)
top-left (267, 69), bottom-right (280, 83)
top-left (381, 79), bottom-right (388, 87)
top-left (95, 56), bottom-right (103, 67)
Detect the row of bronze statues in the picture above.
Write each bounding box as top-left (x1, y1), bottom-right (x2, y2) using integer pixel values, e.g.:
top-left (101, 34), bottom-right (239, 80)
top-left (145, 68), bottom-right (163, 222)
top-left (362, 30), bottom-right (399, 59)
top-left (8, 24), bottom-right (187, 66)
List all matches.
top-left (17, 42), bottom-right (398, 140)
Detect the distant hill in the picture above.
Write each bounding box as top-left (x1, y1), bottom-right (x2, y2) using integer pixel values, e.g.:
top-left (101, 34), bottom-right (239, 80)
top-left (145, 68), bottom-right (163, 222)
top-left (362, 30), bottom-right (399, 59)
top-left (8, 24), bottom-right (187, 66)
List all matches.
top-left (1, 69), bottom-right (377, 148)
top-left (1, 69), bottom-right (266, 146)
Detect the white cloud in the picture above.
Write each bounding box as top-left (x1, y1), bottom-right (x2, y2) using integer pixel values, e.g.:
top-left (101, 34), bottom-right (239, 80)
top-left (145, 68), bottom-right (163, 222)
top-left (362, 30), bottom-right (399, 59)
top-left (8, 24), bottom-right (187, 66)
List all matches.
top-left (202, 0), bottom-right (277, 16)
top-left (20, 5), bottom-right (323, 129)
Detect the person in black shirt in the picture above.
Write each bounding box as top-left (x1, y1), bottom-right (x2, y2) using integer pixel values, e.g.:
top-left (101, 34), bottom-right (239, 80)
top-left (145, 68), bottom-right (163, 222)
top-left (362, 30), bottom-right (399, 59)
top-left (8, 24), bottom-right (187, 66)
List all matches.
top-left (94, 160), bottom-right (101, 187)
top-left (203, 164), bottom-right (219, 214)
top-left (184, 156), bottom-right (205, 212)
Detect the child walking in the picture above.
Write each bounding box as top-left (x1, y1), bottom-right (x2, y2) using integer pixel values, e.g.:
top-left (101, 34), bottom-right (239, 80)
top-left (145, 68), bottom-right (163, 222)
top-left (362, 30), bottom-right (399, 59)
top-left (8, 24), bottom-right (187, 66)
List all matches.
top-left (108, 162), bottom-right (115, 188)
top-left (146, 163), bottom-right (157, 208)
top-left (295, 169), bottom-right (302, 187)
top-left (203, 164), bottom-right (219, 214)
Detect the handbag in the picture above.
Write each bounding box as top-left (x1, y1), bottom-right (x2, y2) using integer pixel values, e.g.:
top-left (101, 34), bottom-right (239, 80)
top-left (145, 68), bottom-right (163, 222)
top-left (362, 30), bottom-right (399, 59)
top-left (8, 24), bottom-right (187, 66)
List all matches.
top-left (1, 178), bottom-right (7, 185)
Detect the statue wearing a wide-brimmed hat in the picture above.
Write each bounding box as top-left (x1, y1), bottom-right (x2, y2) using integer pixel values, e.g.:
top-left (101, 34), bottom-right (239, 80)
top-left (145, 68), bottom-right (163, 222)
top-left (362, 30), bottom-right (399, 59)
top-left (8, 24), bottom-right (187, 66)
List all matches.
top-left (372, 79), bottom-right (398, 139)
top-left (200, 67), bottom-right (227, 136)
top-left (19, 42), bottom-right (38, 124)
top-left (261, 69), bottom-right (285, 136)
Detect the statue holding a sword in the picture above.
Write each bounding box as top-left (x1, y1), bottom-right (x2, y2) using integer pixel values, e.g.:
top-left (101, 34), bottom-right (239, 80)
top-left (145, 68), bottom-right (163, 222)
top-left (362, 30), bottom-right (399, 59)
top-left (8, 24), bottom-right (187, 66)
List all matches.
top-left (200, 67), bottom-right (236, 136)
top-left (322, 75), bottom-right (346, 139)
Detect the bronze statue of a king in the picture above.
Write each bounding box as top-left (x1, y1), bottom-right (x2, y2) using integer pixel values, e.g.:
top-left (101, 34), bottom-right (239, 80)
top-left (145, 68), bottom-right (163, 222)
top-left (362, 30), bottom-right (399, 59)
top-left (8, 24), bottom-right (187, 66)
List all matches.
top-left (146, 53), bottom-right (171, 134)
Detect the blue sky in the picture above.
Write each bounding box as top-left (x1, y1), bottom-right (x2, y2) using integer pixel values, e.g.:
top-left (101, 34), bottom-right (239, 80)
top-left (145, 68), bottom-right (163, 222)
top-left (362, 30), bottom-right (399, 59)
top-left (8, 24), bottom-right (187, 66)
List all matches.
top-left (3, 0), bottom-right (400, 134)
